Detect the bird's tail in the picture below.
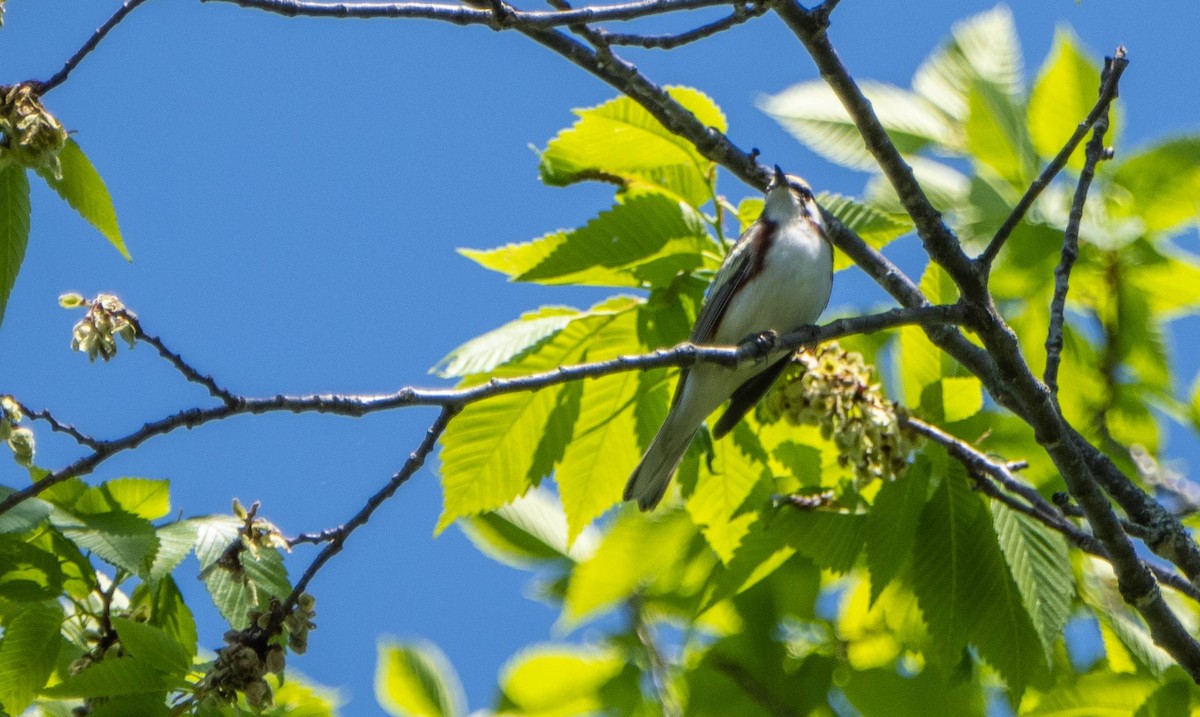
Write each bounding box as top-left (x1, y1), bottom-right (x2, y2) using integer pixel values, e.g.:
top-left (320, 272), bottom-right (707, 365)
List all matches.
top-left (623, 416), bottom-right (696, 511)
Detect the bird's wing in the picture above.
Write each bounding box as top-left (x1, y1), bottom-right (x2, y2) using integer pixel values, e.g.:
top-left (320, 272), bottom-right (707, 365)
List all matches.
top-left (689, 220), bottom-right (769, 344)
top-left (711, 355), bottom-right (790, 439)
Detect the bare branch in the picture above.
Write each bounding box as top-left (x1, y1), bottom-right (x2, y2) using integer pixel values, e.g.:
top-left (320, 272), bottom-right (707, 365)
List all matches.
top-left (203, 0), bottom-right (741, 29)
top-left (35, 0), bottom-right (156, 94)
top-left (1043, 50), bottom-right (1123, 394)
top-left (128, 313), bottom-right (237, 404)
top-left (15, 401), bottom-right (103, 450)
top-left (977, 50), bottom-right (1129, 269)
top-left (600, 2), bottom-right (767, 49)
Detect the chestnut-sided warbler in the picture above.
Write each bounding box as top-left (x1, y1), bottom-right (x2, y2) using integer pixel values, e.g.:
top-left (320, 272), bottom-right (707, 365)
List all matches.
top-left (623, 166), bottom-right (834, 510)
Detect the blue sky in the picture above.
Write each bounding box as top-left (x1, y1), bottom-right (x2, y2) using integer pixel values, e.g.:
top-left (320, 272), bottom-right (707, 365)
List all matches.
top-left (4, 1), bottom-right (1200, 712)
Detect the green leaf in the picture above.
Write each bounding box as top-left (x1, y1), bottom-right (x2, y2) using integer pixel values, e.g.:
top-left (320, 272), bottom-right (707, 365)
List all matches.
top-left (38, 139), bottom-right (128, 259)
top-left (497, 644), bottom-right (624, 717)
top-left (912, 468), bottom-right (1046, 694)
top-left (538, 86), bottom-right (725, 207)
top-left (772, 508), bottom-right (866, 574)
top-left (375, 639), bottom-right (466, 717)
top-left (1131, 248), bottom-right (1200, 321)
top-left (703, 513), bottom-right (799, 609)
top-left (1099, 609), bottom-right (1174, 676)
top-left (913, 5), bottom-right (1023, 121)
top-left (866, 459), bottom-right (931, 601)
top-left (436, 297), bottom-right (641, 533)
top-left (562, 508), bottom-right (695, 626)
top-left (59, 510), bottom-right (158, 576)
top-left (459, 488), bottom-right (597, 569)
top-left (965, 79), bottom-right (1037, 189)
top-left (0, 535), bottom-right (63, 601)
top-left (39, 655), bottom-right (179, 698)
top-left (761, 80), bottom-right (955, 169)
top-left (866, 155), bottom-right (971, 216)
top-left (817, 192), bottom-right (913, 271)
top-left (939, 376), bottom-right (984, 423)
top-left (0, 163), bottom-right (30, 326)
top-left (1020, 672), bottom-right (1156, 716)
top-left (686, 422), bottom-right (768, 562)
top-left (129, 576), bottom-right (198, 661)
top-left (1134, 681), bottom-right (1191, 717)
top-left (1110, 136), bottom-right (1200, 234)
top-left (1028, 28), bottom-right (1113, 171)
top-left (193, 515), bottom-right (291, 627)
top-left (146, 519), bottom-right (199, 581)
top-left (899, 263), bottom-right (962, 412)
top-left (0, 488), bottom-right (50, 533)
top-left (0, 601), bottom-right (62, 714)
top-left (990, 502), bottom-right (1072, 661)
top-left (844, 666), bottom-right (985, 717)
top-left (462, 193), bottom-right (715, 289)
top-left (98, 478), bottom-right (170, 520)
top-left (111, 616), bottom-right (190, 676)
top-left (433, 306), bottom-right (580, 378)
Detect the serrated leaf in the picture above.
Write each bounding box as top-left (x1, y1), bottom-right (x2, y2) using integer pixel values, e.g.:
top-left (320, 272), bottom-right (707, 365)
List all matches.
top-left (433, 306), bottom-right (580, 378)
top-left (1020, 672), bottom-right (1156, 716)
top-left (1028, 28), bottom-right (1114, 171)
top-left (772, 508), bottom-right (865, 574)
top-left (111, 616), bottom-right (190, 676)
top-left (912, 469), bottom-right (1046, 693)
top-left (76, 477), bottom-right (170, 520)
top-left (39, 655), bottom-right (179, 698)
top-left (1110, 136), bottom-right (1200, 234)
top-left (899, 264), bottom-right (962, 411)
top-left (39, 139), bottom-right (128, 259)
top-left (1133, 681), bottom-right (1190, 717)
top-left (939, 376), bottom-right (983, 423)
top-left (866, 460), bottom-right (931, 601)
top-left (375, 639), bottom-right (466, 717)
top-left (702, 513), bottom-right (797, 610)
top-left (464, 193), bottom-right (714, 289)
top-left (59, 510), bottom-right (158, 576)
top-left (0, 163), bottom-right (30, 326)
top-left (436, 298), bottom-right (641, 533)
top-left (913, 5), bottom-right (1023, 121)
top-left (459, 488), bottom-right (596, 569)
top-left (966, 79), bottom-right (1037, 189)
top-left (1130, 248), bottom-right (1200, 321)
top-left (498, 644), bottom-right (623, 717)
top-left (1100, 609), bottom-right (1174, 676)
top-left (817, 192), bottom-right (913, 271)
top-left (865, 155), bottom-right (971, 218)
top-left (686, 422), bottom-right (768, 562)
top-left (193, 514), bottom-right (290, 627)
top-left (990, 502), bottom-right (1072, 661)
top-left (130, 576), bottom-right (197, 661)
top-left (761, 80), bottom-right (955, 170)
top-left (146, 519), bottom-right (198, 581)
top-left (562, 508), bottom-right (695, 626)
top-left (539, 86), bottom-right (725, 207)
top-left (0, 601), bottom-right (61, 714)
top-left (0, 487), bottom-right (50, 533)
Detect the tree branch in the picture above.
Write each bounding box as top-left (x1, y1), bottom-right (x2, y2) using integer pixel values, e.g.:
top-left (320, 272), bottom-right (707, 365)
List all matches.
top-left (977, 50), bottom-right (1128, 269)
top-left (599, 2), bottom-right (767, 49)
top-left (0, 304), bottom-right (964, 518)
top-left (1043, 51), bottom-right (1122, 394)
top-left (35, 0), bottom-right (156, 93)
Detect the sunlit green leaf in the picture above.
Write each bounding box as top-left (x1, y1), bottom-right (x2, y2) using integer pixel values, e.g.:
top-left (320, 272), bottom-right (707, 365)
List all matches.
top-left (75, 477), bottom-right (170, 521)
top-left (436, 297), bottom-right (641, 532)
top-left (375, 639), bottom-right (466, 717)
top-left (913, 5), bottom-right (1023, 121)
top-left (460, 488), bottom-right (597, 569)
top-left (845, 666), bottom-right (985, 717)
top-left (0, 163), bottom-right (30, 326)
top-left (1020, 672), bottom-right (1156, 716)
top-left (761, 80), bottom-right (955, 169)
top-left (1110, 136), bottom-right (1200, 234)
top-left (110, 616), bottom-right (190, 676)
top-left (818, 192), bottom-right (913, 271)
top-left (433, 306), bottom-right (581, 378)
top-left (1027, 28), bottom-right (1114, 171)
top-left (966, 80), bottom-right (1036, 189)
top-left (772, 508), bottom-right (865, 574)
top-left (39, 139), bottom-right (128, 259)
top-left (539, 86), bottom-right (725, 207)
top-left (58, 510), bottom-right (158, 576)
top-left (39, 654), bottom-right (179, 698)
top-left (498, 644), bottom-right (624, 717)
top-left (1133, 680), bottom-right (1190, 717)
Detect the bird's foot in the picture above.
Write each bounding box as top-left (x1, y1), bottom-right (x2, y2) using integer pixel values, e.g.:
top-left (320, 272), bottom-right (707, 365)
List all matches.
top-left (742, 329), bottom-right (779, 362)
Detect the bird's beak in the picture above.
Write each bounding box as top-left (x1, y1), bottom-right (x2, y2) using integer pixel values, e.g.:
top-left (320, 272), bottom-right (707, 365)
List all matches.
top-left (769, 165), bottom-right (787, 191)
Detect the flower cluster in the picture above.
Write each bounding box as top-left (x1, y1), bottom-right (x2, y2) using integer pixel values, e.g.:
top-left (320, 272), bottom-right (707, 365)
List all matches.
top-left (0, 395), bottom-right (33, 466)
top-left (62, 292), bottom-right (138, 362)
top-left (194, 595), bottom-right (317, 710)
top-left (759, 343), bottom-right (916, 486)
top-left (0, 83), bottom-right (67, 179)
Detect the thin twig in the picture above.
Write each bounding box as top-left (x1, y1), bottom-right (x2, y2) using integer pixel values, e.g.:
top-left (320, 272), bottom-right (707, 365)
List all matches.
top-left (1043, 50), bottom-right (1123, 394)
top-left (129, 314), bottom-right (238, 404)
top-left (977, 51), bottom-right (1129, 269)
top-left (630, 595), bottom-right (681, 717)
top-left (280, 405), bottom-right (458, 611)
top-left (35, 0), bottom-right (156, 93)
top-left (600, 2), bottom-right (766, 49)
top-left (203, 0), bottom-right (741, 29)
top-left (15, 401), bottom-right (103, 450)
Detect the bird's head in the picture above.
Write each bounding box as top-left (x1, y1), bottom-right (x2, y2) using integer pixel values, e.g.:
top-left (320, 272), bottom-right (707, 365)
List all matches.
top-left (764, 164), bottom-right (817, 221)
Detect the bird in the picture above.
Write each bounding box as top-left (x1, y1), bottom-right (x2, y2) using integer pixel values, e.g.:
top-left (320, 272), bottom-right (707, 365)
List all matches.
top-left (623, 165), bottom-right (833, 510)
